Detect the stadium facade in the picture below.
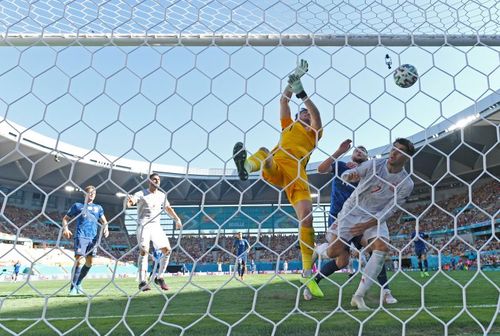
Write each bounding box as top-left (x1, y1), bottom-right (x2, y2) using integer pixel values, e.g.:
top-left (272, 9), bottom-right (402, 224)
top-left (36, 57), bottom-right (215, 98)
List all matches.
top-left (0, 92), bottom-right (498, 204)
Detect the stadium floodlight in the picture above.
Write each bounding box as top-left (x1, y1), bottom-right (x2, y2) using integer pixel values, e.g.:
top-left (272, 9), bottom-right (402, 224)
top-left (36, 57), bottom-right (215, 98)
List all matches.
top-left (115, 192), bottom-right (127, 198)
top-left (64, 186), bottom-right (75, 192)
top-left (446, 114), bottom-right (480, 132)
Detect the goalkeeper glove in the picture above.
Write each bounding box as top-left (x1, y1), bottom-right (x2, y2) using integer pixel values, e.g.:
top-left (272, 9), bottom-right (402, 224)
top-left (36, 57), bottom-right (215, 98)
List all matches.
top-left (288, 74), bottom-right (307, 99)
top-left (293, 59), bottom-right (308, 78)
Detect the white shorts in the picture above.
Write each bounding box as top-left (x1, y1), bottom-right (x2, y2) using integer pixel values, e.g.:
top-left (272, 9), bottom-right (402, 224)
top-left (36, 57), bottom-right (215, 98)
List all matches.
top-left (326, 219), bottom-right (389, 244)
top-left (361, 222), bottom-right (389, 242)
top-left (137, 222), bottom-right (171, 251)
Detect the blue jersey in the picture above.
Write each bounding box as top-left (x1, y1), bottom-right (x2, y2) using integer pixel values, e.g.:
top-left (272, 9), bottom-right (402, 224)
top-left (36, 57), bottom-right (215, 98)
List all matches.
top-left (66, 202), bottom-right (104, 239)
top-left (411, 232), bottom-right (428, 251)
top-left (329, 161), bottom-right (359, 222)
top-left (153, 249), bottom-right (163, 261)
top-left (14, 263), bottom-right (20, 273)
top-left (234, 239), bottom-right (250, 257)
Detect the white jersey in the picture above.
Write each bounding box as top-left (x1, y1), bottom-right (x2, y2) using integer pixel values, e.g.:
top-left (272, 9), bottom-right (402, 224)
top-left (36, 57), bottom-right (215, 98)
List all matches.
top-left (332, 158), bottom-right (414, 241)
top-left (131, 189), bottom-right (170, 226)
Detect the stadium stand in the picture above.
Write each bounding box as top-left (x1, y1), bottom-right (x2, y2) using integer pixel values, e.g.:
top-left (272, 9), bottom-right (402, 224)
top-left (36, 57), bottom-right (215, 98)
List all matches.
top-left (0, 175), bottom-right (497, 275)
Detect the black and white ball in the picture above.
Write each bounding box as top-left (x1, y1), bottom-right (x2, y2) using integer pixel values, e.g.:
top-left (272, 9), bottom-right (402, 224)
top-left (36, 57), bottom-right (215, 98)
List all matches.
top-left (393, 64), bottom-right (418, 88)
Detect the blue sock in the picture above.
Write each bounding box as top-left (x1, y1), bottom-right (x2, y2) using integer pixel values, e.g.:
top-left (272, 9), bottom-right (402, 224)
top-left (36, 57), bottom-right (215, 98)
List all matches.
top-left (315, 260), bottom-right (339, 283)
top-left (418, 261), bottom-right (423, 271)
top-left (71, 266), bottom-right (81, 289)
top-left (378, 265), bottom-right (389, 289)
top-left (76, 265), bottom-right (91, 286)
top-left (423, 259), bottom-right (428, 271)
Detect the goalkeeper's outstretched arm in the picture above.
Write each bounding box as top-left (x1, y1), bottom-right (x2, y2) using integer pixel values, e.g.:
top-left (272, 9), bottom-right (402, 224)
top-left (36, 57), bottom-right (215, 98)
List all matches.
top-left (280, 86), bottom-right (293, 120)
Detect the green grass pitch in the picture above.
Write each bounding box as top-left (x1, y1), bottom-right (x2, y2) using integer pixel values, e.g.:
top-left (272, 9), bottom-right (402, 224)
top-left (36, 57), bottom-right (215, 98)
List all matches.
top-left (0, 271), bottom-right (498, 336)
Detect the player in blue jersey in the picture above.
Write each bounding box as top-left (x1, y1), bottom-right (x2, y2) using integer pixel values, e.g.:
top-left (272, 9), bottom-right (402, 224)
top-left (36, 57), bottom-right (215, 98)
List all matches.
top-left (13, 261), bottom-right (21, 282)
top-left (148, 249), bottom-right (163, 280)
top-left (62, 186), bottom-right (108, 295)
top-left (233, 232), bottom-right (251, 280)
top-left (411, 231), bottom-right (430, 277)
top-left (304, 140), bottom-right (398, 304)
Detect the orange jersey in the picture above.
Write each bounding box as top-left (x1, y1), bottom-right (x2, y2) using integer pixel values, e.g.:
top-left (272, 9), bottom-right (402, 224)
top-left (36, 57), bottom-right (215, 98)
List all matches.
top-left (272, 116), bottom-right (322, 167)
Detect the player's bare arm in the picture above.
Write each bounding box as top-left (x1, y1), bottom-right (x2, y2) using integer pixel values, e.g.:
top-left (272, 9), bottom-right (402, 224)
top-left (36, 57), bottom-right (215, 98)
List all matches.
top-left (317, 139), bottom-right (353, 173)
top-left (165, 205), bottom-right (182, 229)
top-left (62, 215), bottom-right (73, 239)
top-left (349, 218), bottom-right (377, 236)
top-left (302, 97), bottom-right (321, 131)
top-left (126, 196), bottom-right (136, 208)
top-left (100, 215), bottom-right (109, 238)
top-left (343, 171), bottom-right (361, 183)
top-left (280, 87), bottom-right (293, 120)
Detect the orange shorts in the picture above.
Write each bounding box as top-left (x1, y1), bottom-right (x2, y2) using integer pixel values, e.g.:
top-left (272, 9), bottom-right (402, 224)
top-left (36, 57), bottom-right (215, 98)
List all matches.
top-left (262, 157), bottom-right (311, 205)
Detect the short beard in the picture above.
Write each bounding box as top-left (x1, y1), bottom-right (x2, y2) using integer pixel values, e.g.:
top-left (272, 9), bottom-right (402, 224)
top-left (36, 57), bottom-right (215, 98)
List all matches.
top-left (352, 157), bottom-right (367, 164)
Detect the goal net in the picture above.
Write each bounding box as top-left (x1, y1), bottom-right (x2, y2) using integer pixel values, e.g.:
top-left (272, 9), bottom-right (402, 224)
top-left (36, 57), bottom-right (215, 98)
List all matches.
top-left (0, 1), bottom-right (498, 335)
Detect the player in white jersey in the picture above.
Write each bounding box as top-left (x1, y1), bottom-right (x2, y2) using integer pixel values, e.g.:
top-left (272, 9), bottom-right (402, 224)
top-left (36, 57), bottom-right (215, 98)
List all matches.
top-left (316, 138), bottom-right (415, 310)
top-left (127, 173), bottom-right (182, 292)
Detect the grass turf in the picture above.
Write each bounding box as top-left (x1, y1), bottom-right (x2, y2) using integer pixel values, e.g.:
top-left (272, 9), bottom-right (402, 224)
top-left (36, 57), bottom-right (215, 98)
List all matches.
top-left (0, 271), bottom-right (498, 336)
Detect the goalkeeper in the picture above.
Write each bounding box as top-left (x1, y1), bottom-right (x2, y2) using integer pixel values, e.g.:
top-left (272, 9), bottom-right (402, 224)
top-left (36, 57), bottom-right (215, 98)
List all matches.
top-left (233, 60), bottom-right (324, 298)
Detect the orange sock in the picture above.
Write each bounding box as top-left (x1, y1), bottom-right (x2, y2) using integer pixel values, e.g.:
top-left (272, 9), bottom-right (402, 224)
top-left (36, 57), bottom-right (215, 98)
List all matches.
top-left (299, 226), bottom-right (315, 272)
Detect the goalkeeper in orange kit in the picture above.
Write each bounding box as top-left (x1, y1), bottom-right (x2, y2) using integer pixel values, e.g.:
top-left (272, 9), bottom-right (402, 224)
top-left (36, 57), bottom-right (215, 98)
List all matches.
top-left (233, 60), bottom-right (324, 298)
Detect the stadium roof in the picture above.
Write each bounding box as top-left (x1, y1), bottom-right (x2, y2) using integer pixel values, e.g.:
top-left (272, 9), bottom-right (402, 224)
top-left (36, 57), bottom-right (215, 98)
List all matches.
top-left (0, 91), bottom-right (498, 206)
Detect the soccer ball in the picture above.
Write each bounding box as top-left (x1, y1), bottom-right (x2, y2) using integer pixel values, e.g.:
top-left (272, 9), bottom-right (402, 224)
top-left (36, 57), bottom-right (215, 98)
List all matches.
top-left (393, 64), bottom-right (418, 88)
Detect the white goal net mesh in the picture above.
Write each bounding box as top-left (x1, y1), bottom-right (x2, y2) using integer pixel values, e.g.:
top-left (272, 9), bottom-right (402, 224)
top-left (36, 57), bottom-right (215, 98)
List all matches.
top-left (0, 1), bottom-right (499, 336)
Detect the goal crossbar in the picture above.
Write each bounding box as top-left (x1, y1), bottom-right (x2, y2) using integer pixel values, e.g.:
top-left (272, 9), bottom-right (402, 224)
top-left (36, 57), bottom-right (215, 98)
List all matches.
top-left (1, 33), bottom-right (499, 47)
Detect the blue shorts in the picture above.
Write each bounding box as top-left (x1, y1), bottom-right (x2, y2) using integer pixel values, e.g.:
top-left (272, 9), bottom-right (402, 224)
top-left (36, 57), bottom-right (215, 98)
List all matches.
top-left (416, 248), bottom-right (426, 258)
top-left (74, 237), bottom-right (98, 257)
top-left (237, 255), bottom-right (247, 265)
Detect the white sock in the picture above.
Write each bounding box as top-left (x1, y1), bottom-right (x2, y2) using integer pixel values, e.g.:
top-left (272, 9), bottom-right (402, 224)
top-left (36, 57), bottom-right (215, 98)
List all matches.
top-left (157, 253), bottom-right (171, 279)
top-left (138, 254), bottom-right (148, 283)
top-left (354, 250), bottom-right (387, 297)
top-left (244, 160), bottom-right (253, 172)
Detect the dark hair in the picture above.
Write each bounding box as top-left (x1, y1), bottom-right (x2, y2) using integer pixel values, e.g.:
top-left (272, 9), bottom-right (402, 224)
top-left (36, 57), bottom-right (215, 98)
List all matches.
top-left (149, 173), bottom-right (160, 180)
top-left (394, 138), bottom-right (415, 156)
top-left (357, 146), bottom-right (368, 155)
top-left (295, 108), bottom-right (308, 120)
